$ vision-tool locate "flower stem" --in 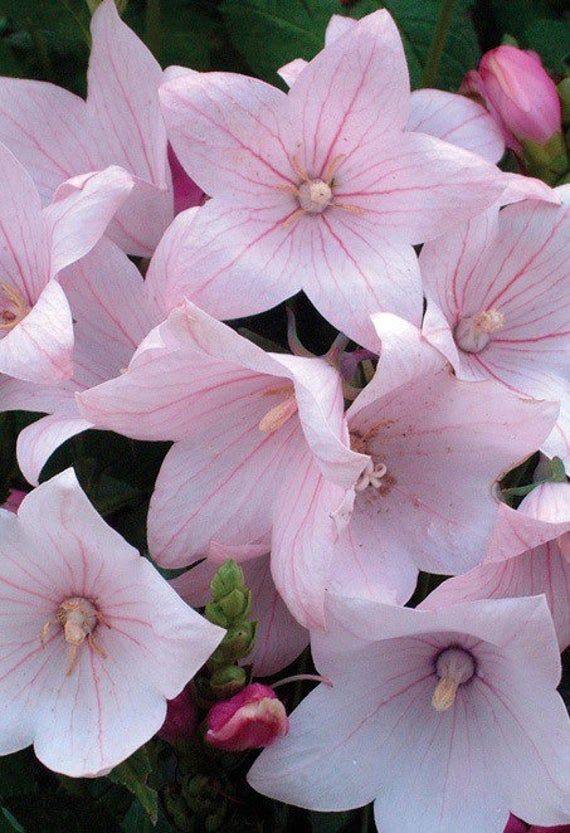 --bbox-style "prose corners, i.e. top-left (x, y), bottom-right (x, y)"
top-left (145, 0), bottom-right (161, 58)
top-left (421, 0), bottom-right (459, 88)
